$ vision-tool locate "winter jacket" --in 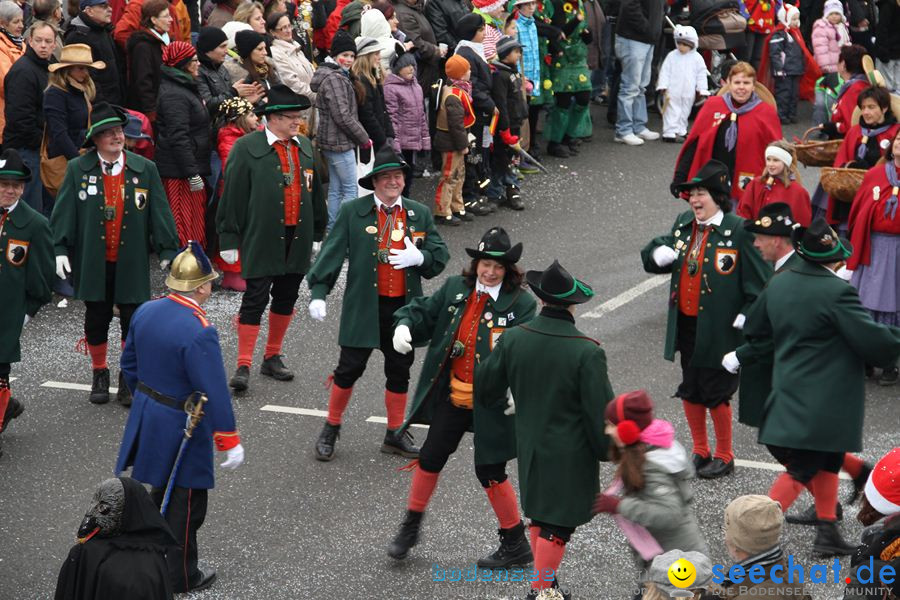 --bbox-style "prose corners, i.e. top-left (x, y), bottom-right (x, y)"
top-left (517, 14), bottom-right (540, 94)
top-left (616, 442), bottom-right (710, 556)
top-left (206, 3), bottom-right (235, 29)
top-left (356, 75), bottom-right (395, 150)
top-left (584, 0), bottom-right (607, 70)
top-left (874, 0), bottom-right (900, 62)
top-left (217, 123), bottom-right (246, 168)
top-left (0, 32), bottom-right (24, 144)
top-left (114, 0), bottom-right (189, 50)
top-left (197, 55), bottom-right (236, 119)
top-left (616, 0), bottom-right (664, 45)
top-left (311, 0), bottom-right (337, 51)
top-left (657, 47), bottom-right (708, 98)
top-left (769, 29), bottom-right (806, 76)
top-left (64, 12), bottom-right (125, 105)
top-left (433, 87), bottom-right (470, 152)
top-left (360, 9), bottom-right (401, 73)
top-left (2, 46), bottom-right (49, 151)
top-left (338, 0), bottom-right (363, 38)
top-left (490, 60), bottom-right (527, 132)
top-left (456, 44), bottom-right (495, 116)
top-left (222, 55), bottom-right (282, 89)
top-left (320, 0), bottom-right (351, 51)
top-left (394, 0), bottom-right (442, 91)
top-left (811, 17), bottom-right (850, 72)
top-left (310, 61), bottom-right (369, 152)
top-left (270, 38), bottom-right (316, 102)
top-left (424, 0), bottom-right (473, 49)
top-left (842, 513), bottom-right (900, 600)
top-left (383, 73), bottom-right (430, 152)
top-left (125, 29), bottom-right (165, 118)
top-left (154, 66), bottom-right (212, 179)
top-left (43, 84), bottom-right (89, 159)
